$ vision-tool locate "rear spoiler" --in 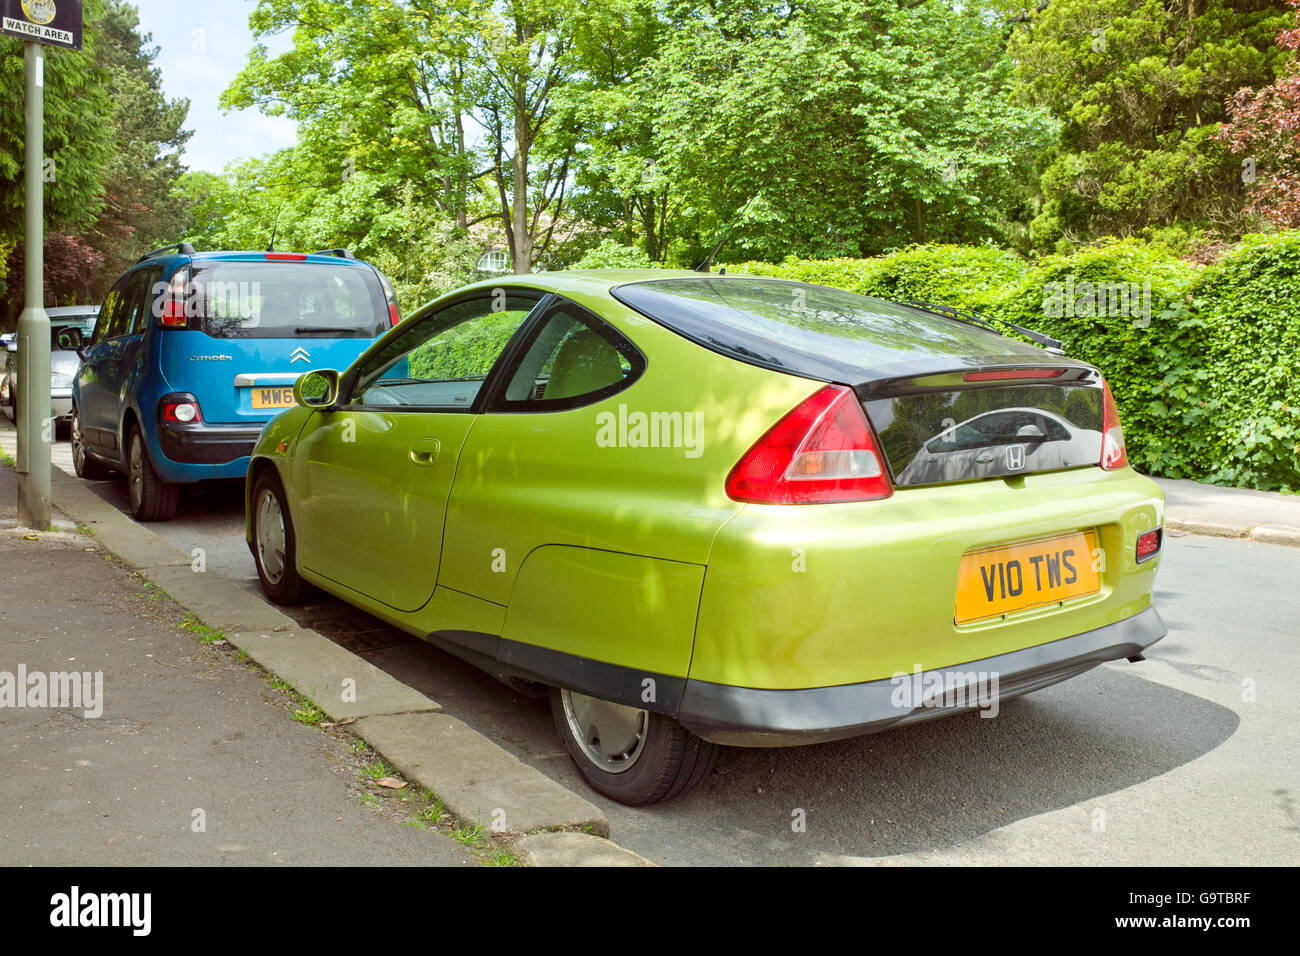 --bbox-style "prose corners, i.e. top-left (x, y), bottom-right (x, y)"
top-left (137, 242), bottom-right (196, 263)
top-left (894, 300), bottom-right (1065, 355)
